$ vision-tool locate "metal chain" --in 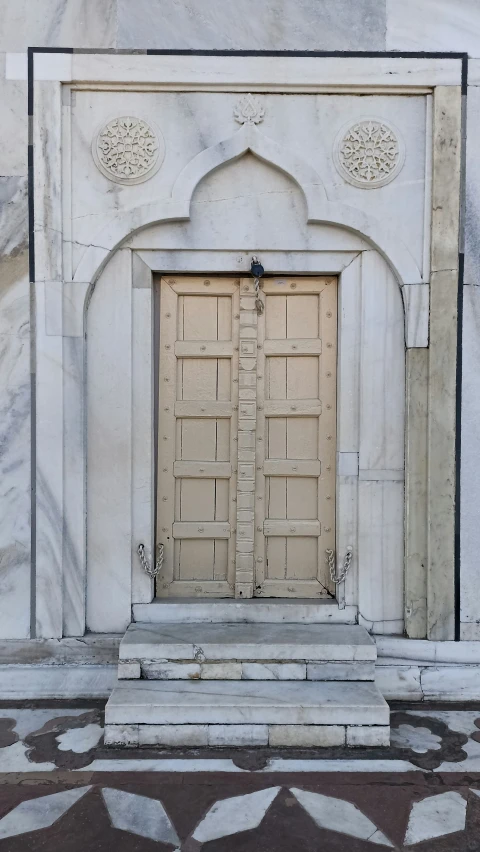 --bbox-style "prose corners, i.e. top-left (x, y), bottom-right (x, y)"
top-left (325, 546), bottom-right (353, 584)
top-left (254, 276), bottom-right (264, 315)
top-left (137, 543), bottom-right (164, 578)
